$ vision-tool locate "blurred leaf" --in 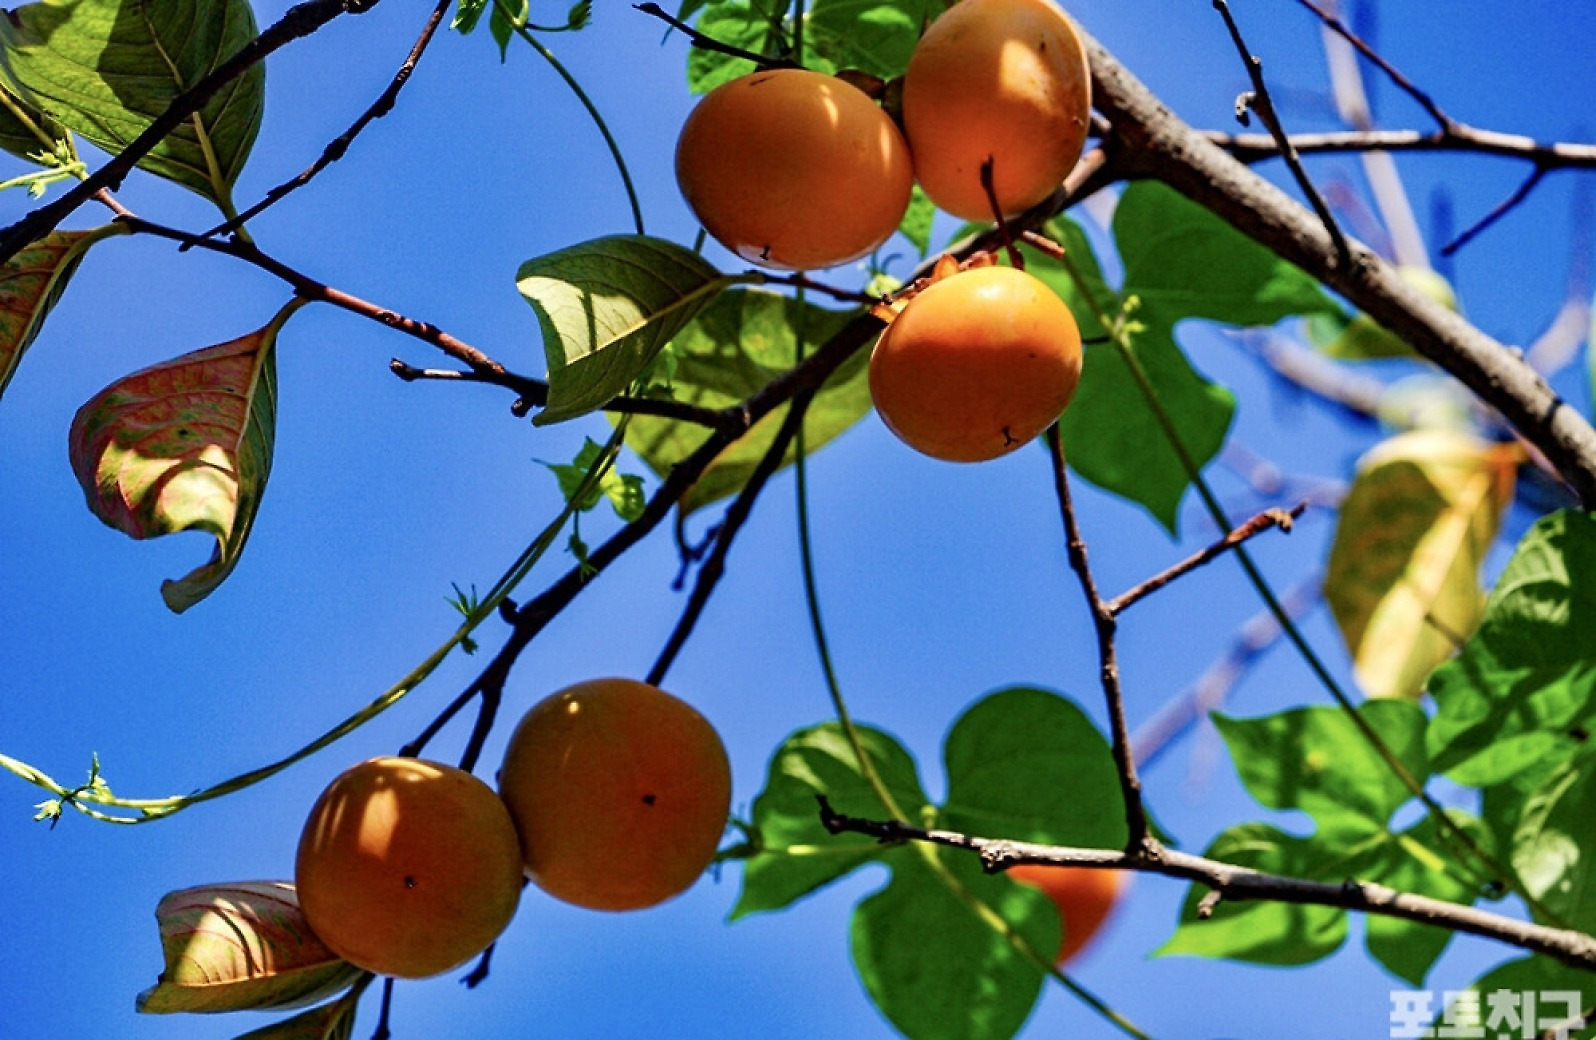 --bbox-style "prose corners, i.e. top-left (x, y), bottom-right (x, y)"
top-left (1213, 700), bottom-right (1428, 833)
top-left (897, 185), bottom-right (935, 258)
top-left (1428, 510), bottom-right (1596, 787)
top-left (136, 882), bottom-right (361, 1015)
top-left (517, 235), bottom-right (731, 425)
top-left (1325, 430), bottom-right (1517, 699)
top-left (231, 986), bottom-right (364, 1040)
top-left (732, 723), bottom-right (929, 919)
top-left (0, 224), bottom-right (123, 402)
top-left (69, 309), bottom-right (292, 613)
top-left (1312, 266), bottom-right (1459, 361)
top-left (853, 846), bottom-right (1055, 1040)
top-left (0, 0), bottom-right (265, 207)
top-left (1159, 823), bottom-right (1348, 965)
top-left (941, 686), bottom-right (1126, 850)
top-left (621, 287), bottom-right (864, 516)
